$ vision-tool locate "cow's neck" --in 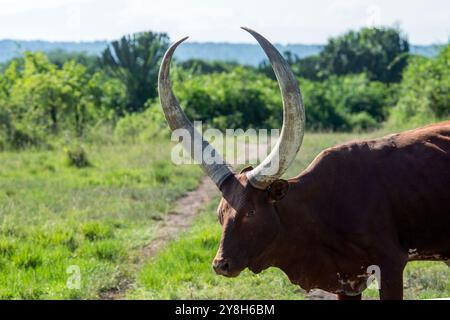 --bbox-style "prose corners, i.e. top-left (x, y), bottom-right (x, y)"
top-left (265, 175), bottom-right (338, 290)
